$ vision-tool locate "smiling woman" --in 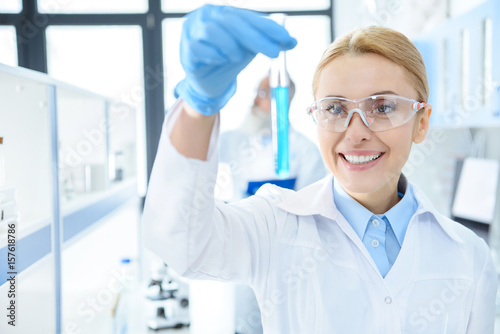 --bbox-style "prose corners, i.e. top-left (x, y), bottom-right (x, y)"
top-left (314, 52), bottom-right (431, 213)
top-left (142, 5), bottom-right (498, 334)
top-left (309, 26), bottom-right (433, 214)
